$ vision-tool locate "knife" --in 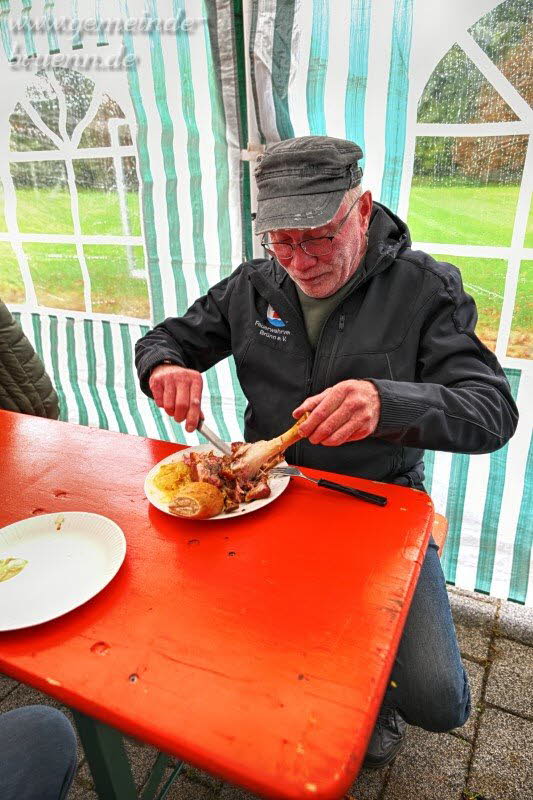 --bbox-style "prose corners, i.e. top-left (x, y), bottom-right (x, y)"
top-left (197, 420), bottom-right (232, 456)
